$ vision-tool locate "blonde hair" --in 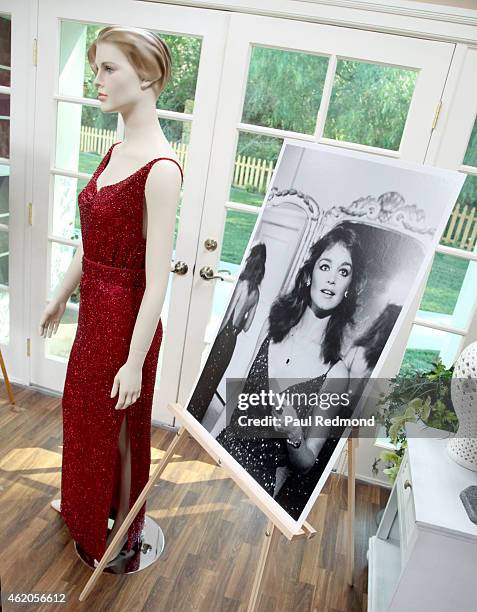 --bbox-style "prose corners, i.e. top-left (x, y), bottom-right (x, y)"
top-left (87, 26), bottom-right (172, 98)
